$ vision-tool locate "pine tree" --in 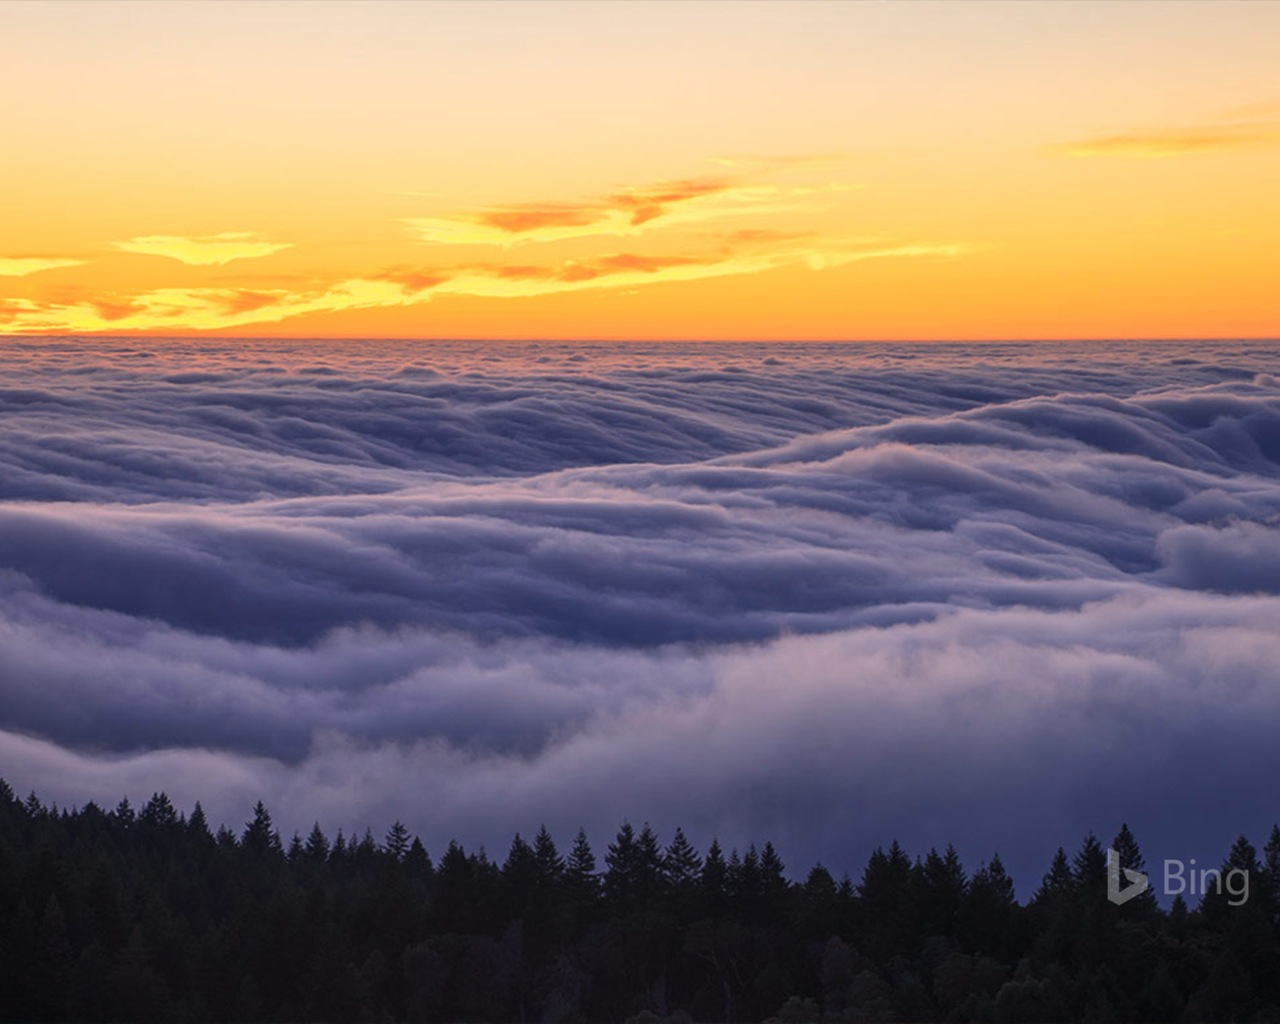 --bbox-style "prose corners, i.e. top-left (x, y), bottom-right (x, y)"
top-left (662, 827), bottom-right (702, 895)
top-left (1262, 824), bottom-right (1280, 926)
top-left (1033, 848), bottom-right (1074, 906)
top-left (701, 838), bottom-right (728, 915)
top-left (1203, 835), bottom-right (1260, 915)
top-left (917, 845), bottom-right (967, 939)
top-left (242, 801), bottom-right (282, 856)
top-left (139, 793), bottom-right (177, 829)
top-left (733, 843), bottom-right (763, 910)
top-left (354, 827), bottom-right (378, 867)
top-left (964, 853), bottom-right (1017, 958)
top-left (858, 840), bottom-right (915, 955)
top-left (384, 820), bottom-right (411, 861)
top-left (1200, 832), bottom-right (1273, 987)
top-left (503, 833), bottom-right (539, 913)
top-left (635, 823), bottom-right (664, 909)
top-left (985, 853), bottom-right (1015, 904)
top-left (604, 822), bottom-right (640, 910)
top-left (1109, 823), bottom-right (1157, 915)
top-left (405, 836), bottom-right (433, 876)
top-left (1072, 832), bottom-right (1107, 894)
top-left (760, 841), bottom-right (787, 893)
top-left (533, 825), bottom-right (565, 884)
top-left (434, 840), bottom-right (478, 932)
top-left (112, 796), bottom-right (133, 828)
top-left (187, 802), bottom-right (213, 844)
top-left (797, 865), bottom-right (838, 939)
top-left (304, 822), bottom-right (330, 862)
top-left (566, 827), bottom-right (597, 899)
